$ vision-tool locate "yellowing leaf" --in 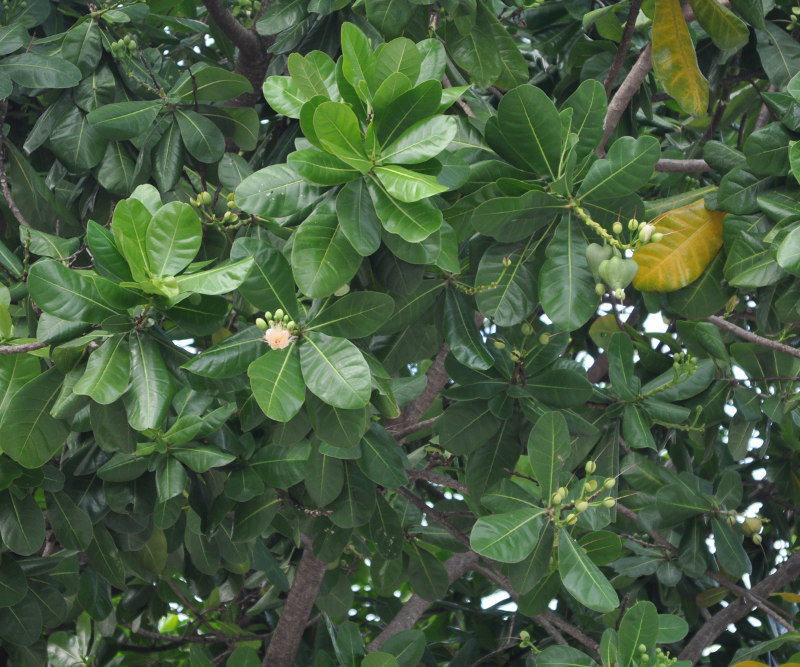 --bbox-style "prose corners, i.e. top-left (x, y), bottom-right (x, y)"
top-left (633, 199), bottom-right (724, 292)
top-left (588, 313), bottom-right (622, 349)
top-left (770, 592), bottom-right (800, 603)
top-left (652, 0), bottom-right (709, 116)
top-left (729, 662), bottom-right (771, 667)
